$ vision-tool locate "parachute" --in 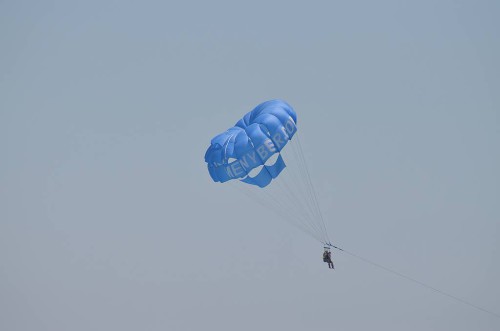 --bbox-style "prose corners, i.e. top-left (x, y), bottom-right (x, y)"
top-left (204, 101), bottom-right (500, 317)
top-left (205, 100), bottom-right (331, 245)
